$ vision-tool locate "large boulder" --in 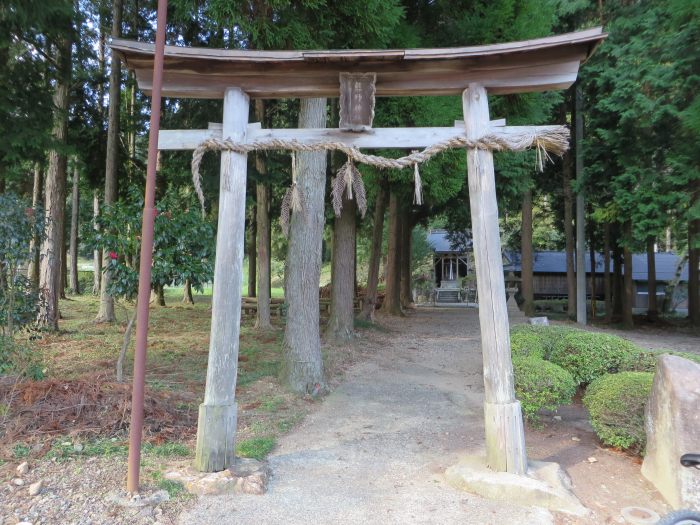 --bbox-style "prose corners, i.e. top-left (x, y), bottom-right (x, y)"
top-left (641, 355), bottom-right (700, 510)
